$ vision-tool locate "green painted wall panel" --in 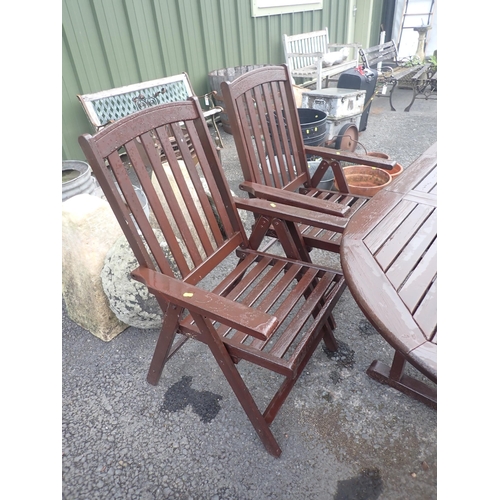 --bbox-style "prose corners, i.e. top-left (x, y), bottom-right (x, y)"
top-left (63, 0), bottom-right (111, 93)
top-left (370, 0), bottom-right (385, 47)
top-left (199, 2), bottom-right (226, 72)
top-left (63, 0), bottom-right (380, 160)
top-left (354, 0), bottom-right (384, 49)
top-left (123, 0), bottom-right (164, 82)
top-left (62, 34), bottom-right (94, 159)
top-left (153, 0), bottom-right (186, 74)
top-left (92, 0), bottom-right (140, 87)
